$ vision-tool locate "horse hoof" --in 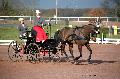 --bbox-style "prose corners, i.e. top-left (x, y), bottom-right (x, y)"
top-left (88, 62), bottom-right (92, 64)
top-left (69, 59), bottom-right (75, 64)
top-left (72, 60), bottom-right (79, 65)
top-left (88, 60), bottom-right (92, 64)
top-left (65, 57), bottom-right (70, 62)
top-left (74, 61), bottom-right (79, 65)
